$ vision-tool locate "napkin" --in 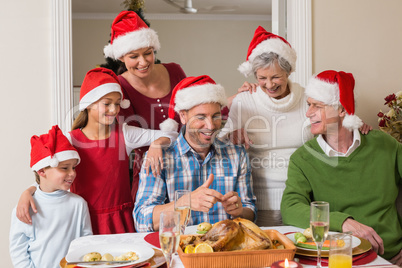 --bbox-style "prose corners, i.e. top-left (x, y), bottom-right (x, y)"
top-left (144, 232), bottom-right (161, 249)
top-left (297, 249), bottom-right (377, 266)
